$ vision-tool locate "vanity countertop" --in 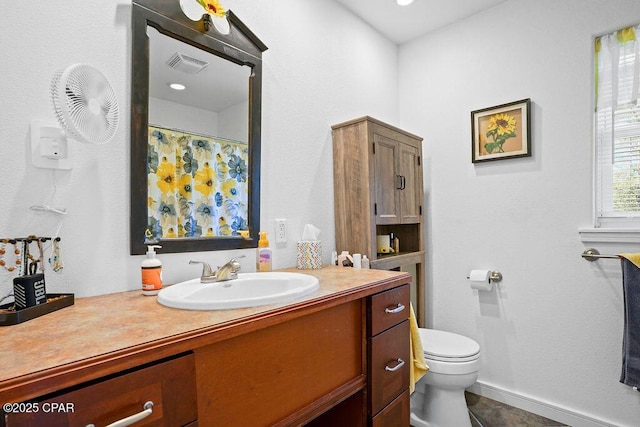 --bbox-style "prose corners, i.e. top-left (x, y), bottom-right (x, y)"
top-left (0, 266), bottom-right (410, 403)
